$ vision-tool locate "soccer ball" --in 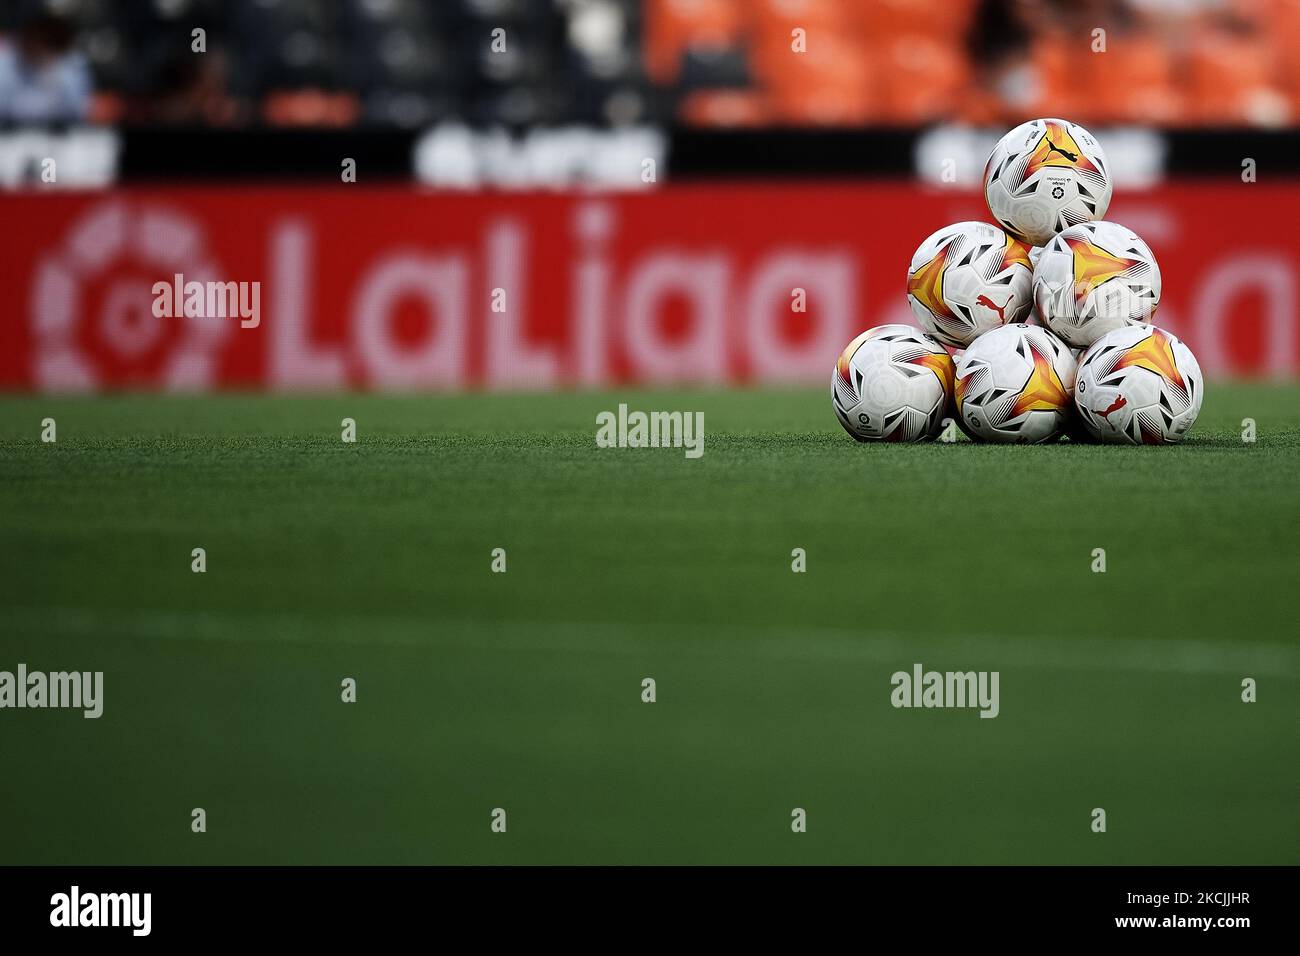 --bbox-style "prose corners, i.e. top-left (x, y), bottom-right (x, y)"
top-left (832, 325), bottom-right (954, 442)
top-left (1033, 221), bottom-right (1161, 349)
top-left (983, 118), bottom-right (1112, 246)
top-left (906, 221), bottom-right (1034, 348)
top-left (954, 324), bottom-right (1077, 443)
top-left (1074, 325), bottom-right (1203, 444)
